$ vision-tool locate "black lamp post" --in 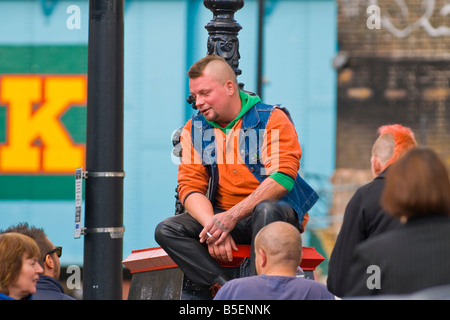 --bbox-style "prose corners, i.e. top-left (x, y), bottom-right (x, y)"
top-left (203, 0), bottom-right (264, 96)
top-left (204, 0), bottom-right (244, 81)
top-left (83, 0), bottom-right (125, 300)
top-left (187, 0), bottom-right (246, 109)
